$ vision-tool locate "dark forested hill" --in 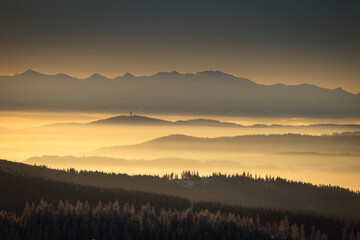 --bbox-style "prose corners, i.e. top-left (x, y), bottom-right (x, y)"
top-left (1, 160), bottom-right (360, 220)
top-left (0, 161), bottom-right (190, 214)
